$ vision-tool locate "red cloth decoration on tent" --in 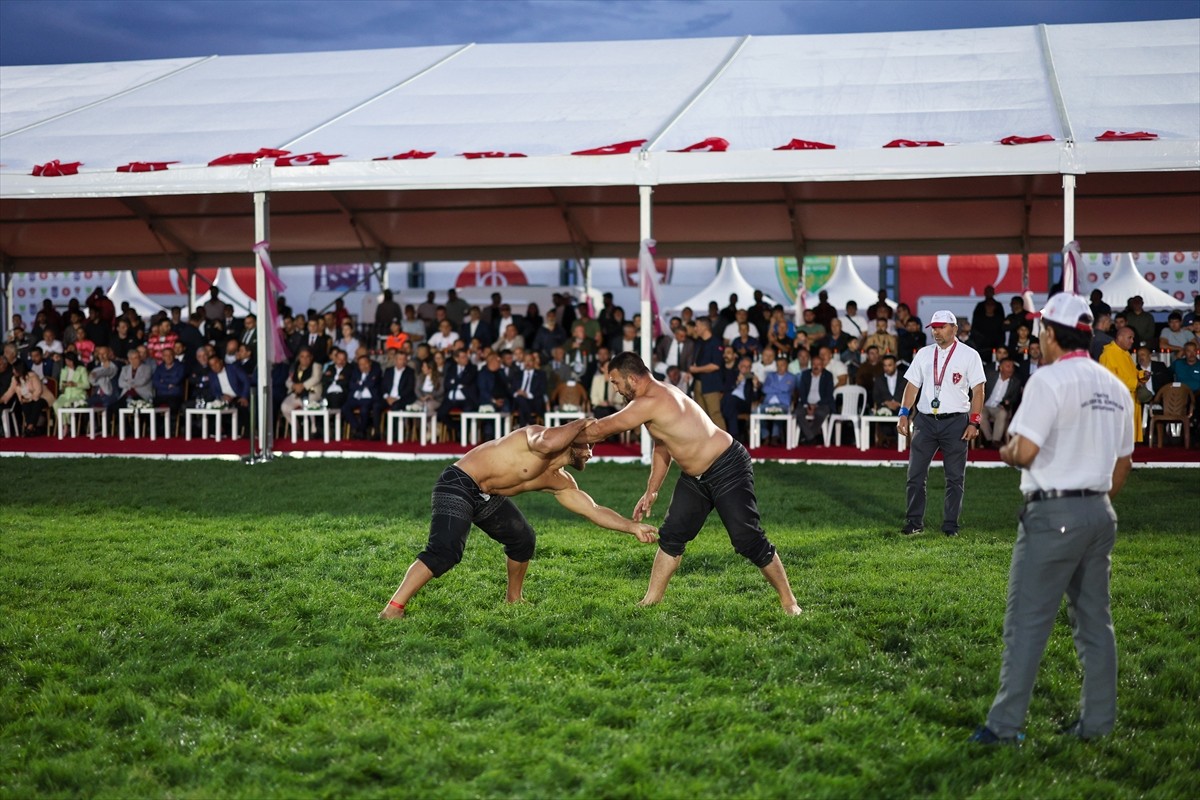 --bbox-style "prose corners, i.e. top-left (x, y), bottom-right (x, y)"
top-left (571, 140), bottom-right (647, 156)
top-left (116, 161), bottom-right (178, 172)
top-left (275, 152), bottom-right (343, 167)
top-left (459, 152), bottom-right (527, 159)
top-left (884, 139), bottom-right (944, 148)
top-left (32, 160), bottom-right (82, 176)
top-left (774, 138), bottom-right (836, 150)
top-left (209, 148), bottom-right (290, 166)
top-left (999, 135), bottom-right (1054, 145)
top-left (671, 137), bottom-right (729, 153)
top-left (1095, 130), bottom-right (1159, 141)
top-left (373, 150), bottom-right (436, 160)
